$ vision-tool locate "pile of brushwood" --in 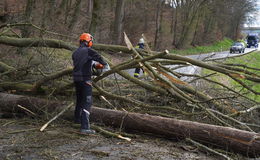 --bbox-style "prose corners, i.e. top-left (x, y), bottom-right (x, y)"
top-left (0, 24), bottom-right (260, 159)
